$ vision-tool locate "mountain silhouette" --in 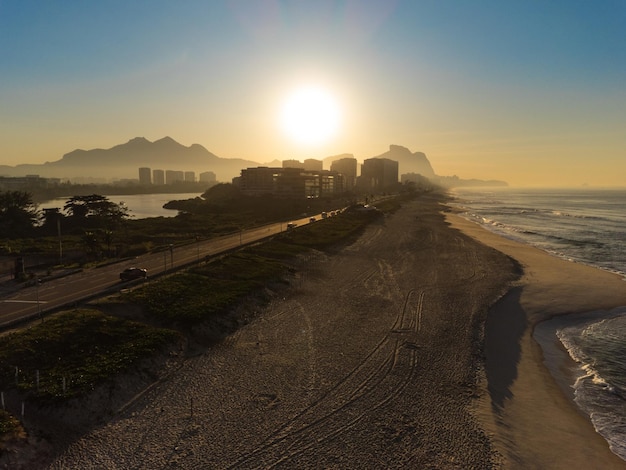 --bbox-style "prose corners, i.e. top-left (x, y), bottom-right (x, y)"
top-left (0, 138), bottom-right (504, 187)
top-left (371, 145), bottom-right (436, 178)
top-left (0, 137), bottom-right (261, 182)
